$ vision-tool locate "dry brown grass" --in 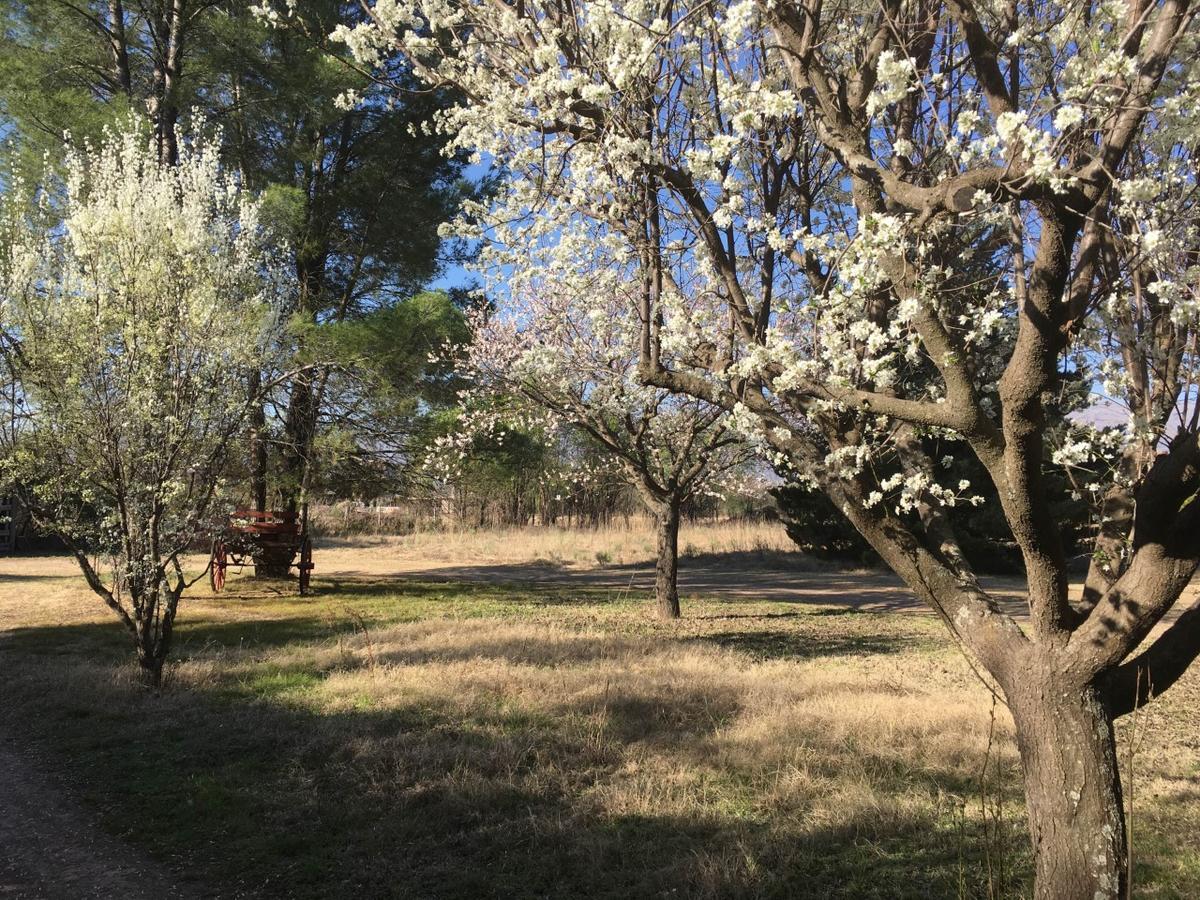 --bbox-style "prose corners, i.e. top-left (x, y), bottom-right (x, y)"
top-left (279, 617), bottom-right (1008, 821)
top-left (0, 542), bottom-right (1198, 898)
top-left (324, 516), bottom-right (798, 569)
